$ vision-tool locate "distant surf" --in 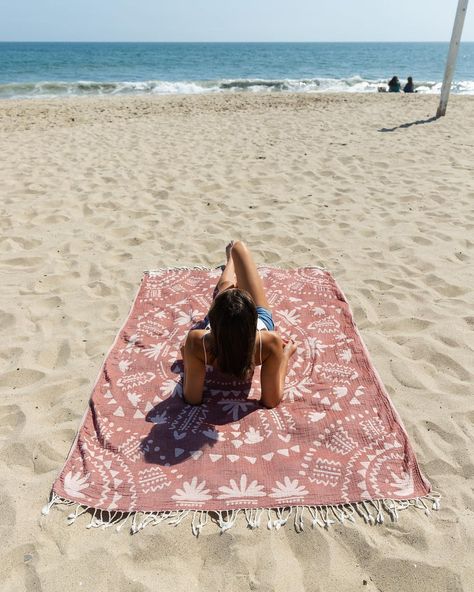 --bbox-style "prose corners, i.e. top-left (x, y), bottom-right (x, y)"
top-left (1, 77), bottom-right (474, 99)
